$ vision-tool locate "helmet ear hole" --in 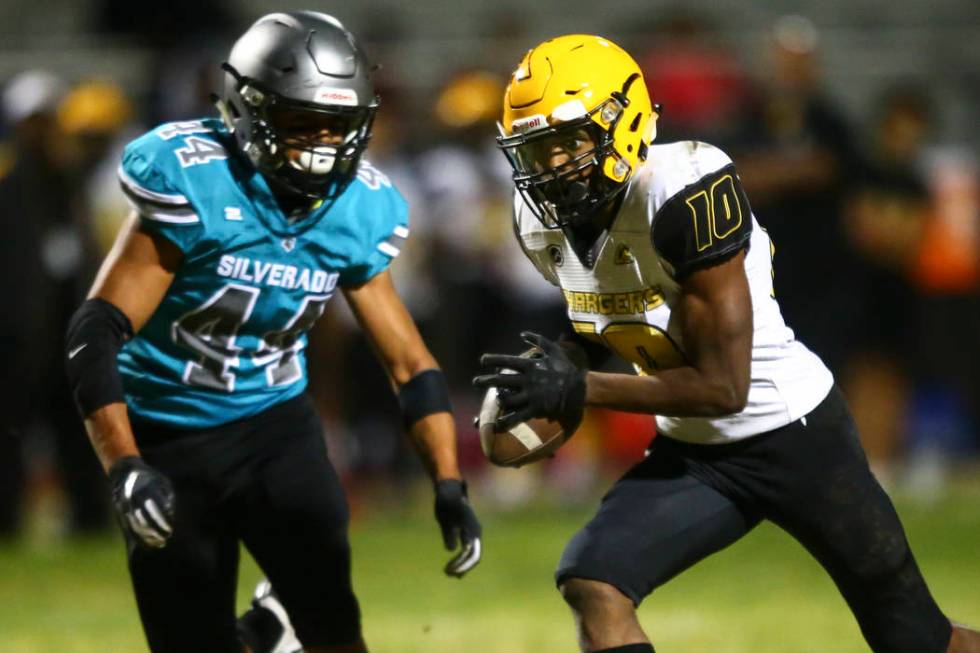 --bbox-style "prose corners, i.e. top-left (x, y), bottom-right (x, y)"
top-left (629, 113), bottom-right (641, 132)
